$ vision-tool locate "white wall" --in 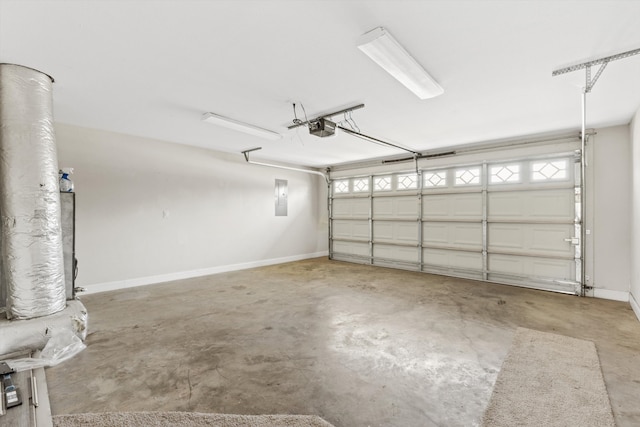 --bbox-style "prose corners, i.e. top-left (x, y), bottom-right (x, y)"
top-left (55, 123), bottom-right (328, 292)
top-left (588, 125), bottom-right (632, 300)
top-left (630, 108), bottom-right (640, 320)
